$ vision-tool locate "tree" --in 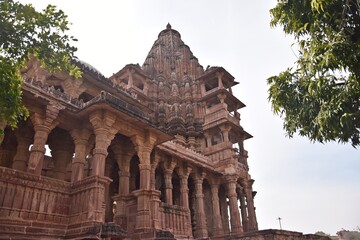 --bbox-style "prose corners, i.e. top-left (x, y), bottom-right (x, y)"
top-left (268, 0), bottom-right (360, 147)
top-left (0, 0), bottom-right (81, 134)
